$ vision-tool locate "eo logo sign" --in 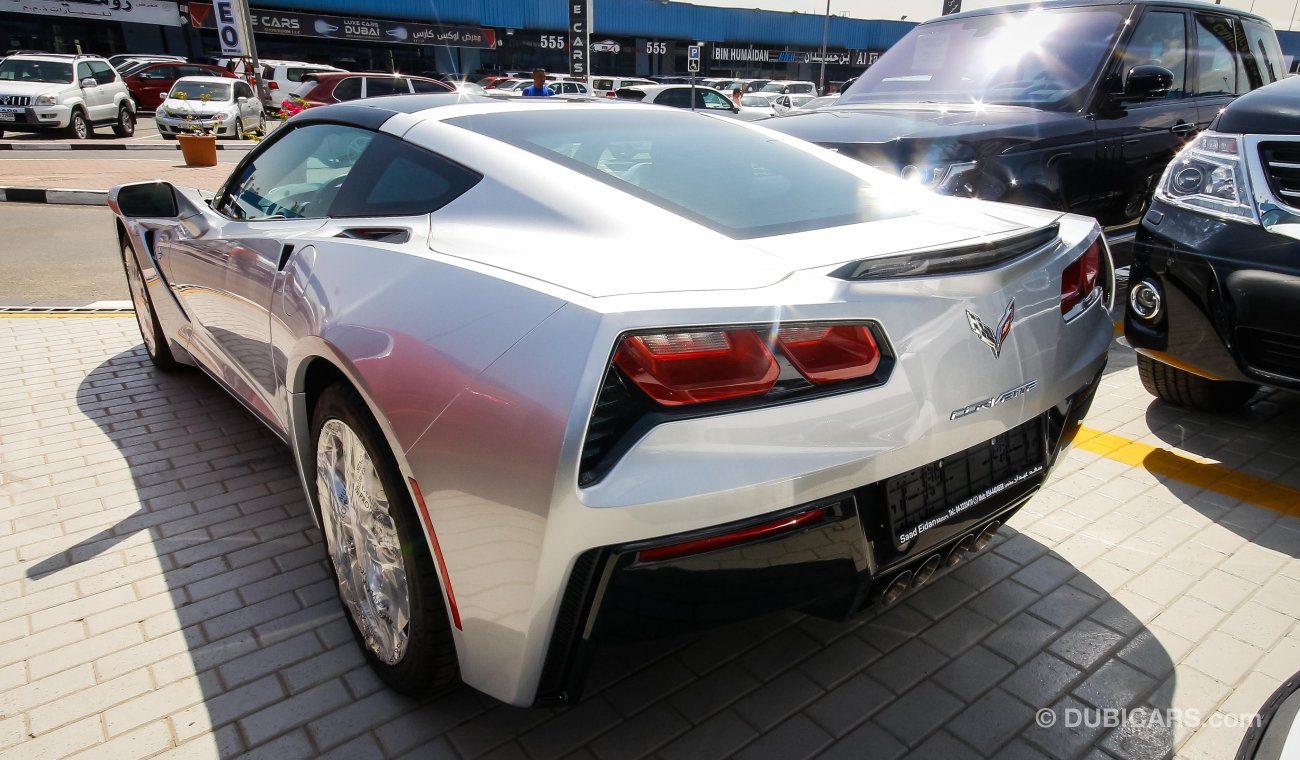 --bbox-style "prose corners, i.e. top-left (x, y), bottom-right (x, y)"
top-left (215, 0), bottom-right (247, 56)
